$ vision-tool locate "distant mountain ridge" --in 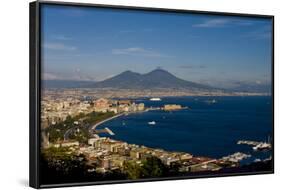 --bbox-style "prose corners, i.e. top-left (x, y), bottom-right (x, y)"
top-left (42, 69), bottom-right (270, 93)
top-left (88, 69), bottom-right (214, 90)
top-left (43, 69), bottom-right (216, 90)
top-left (229, 82), bottom-right (271, 93)
top-left (42, 80), bottom-right (94, 89)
